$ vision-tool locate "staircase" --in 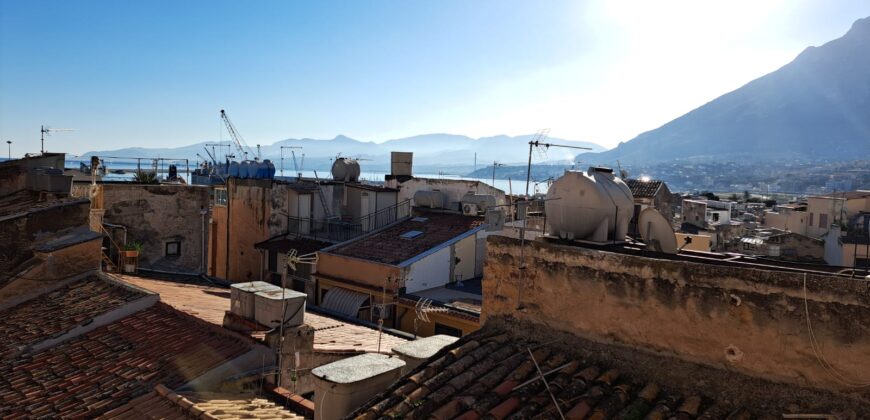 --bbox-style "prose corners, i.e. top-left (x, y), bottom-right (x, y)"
top-left (99, 225), bottom-right (123, 273)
